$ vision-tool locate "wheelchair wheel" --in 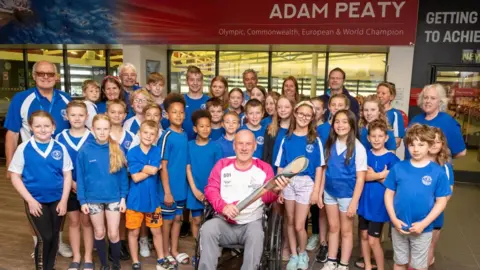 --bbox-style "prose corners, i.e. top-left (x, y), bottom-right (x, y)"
top-left (260, 210), bottom-right (283, 270)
